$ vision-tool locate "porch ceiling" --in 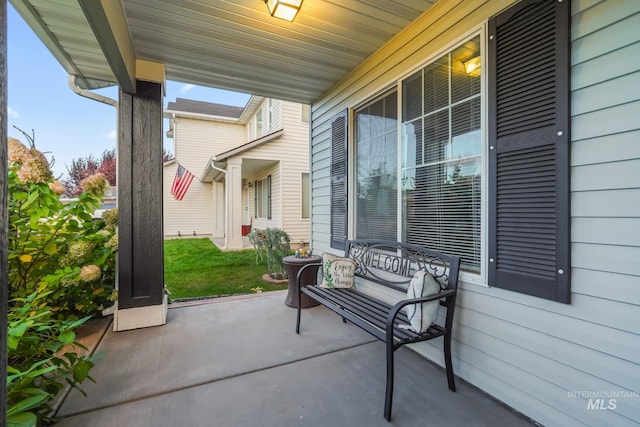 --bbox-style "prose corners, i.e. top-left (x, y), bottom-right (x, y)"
top-left (242, 158), bottom-right (278, 180)
top-left (11, 0), bottom-right (437, 104)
